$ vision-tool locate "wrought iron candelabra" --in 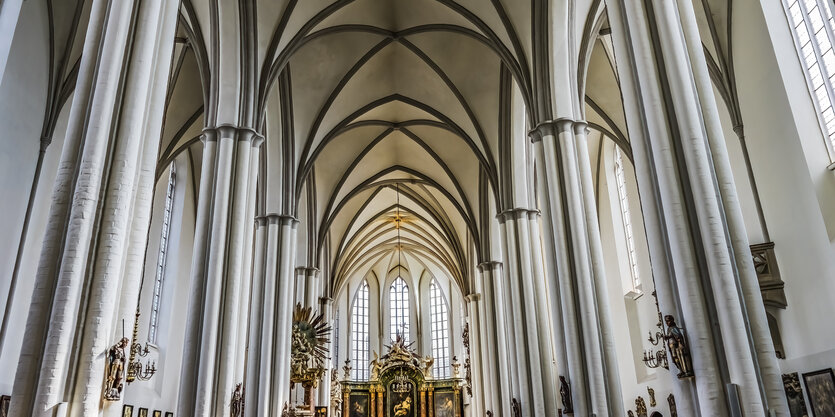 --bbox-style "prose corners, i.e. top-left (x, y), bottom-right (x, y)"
top-left (126, 310), bottom-right (157, 383)
top-left (641, 291), bottom-right (669, 370)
